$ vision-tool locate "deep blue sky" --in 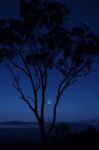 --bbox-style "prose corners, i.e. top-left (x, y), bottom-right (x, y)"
top-left (0, 0), bottom-right (99, 122)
